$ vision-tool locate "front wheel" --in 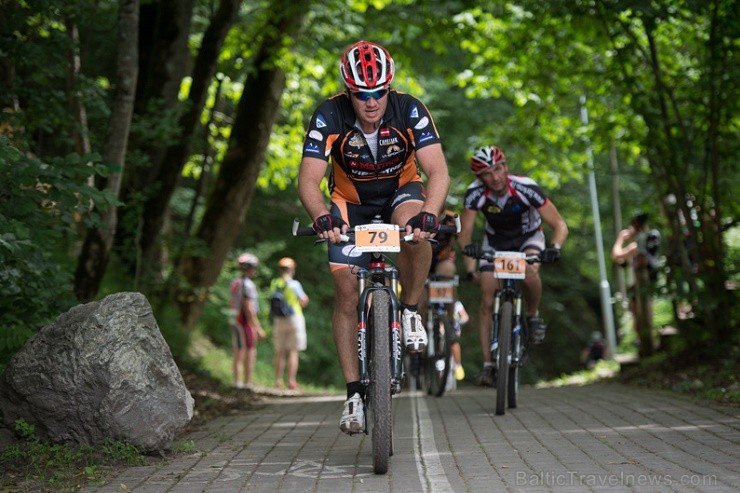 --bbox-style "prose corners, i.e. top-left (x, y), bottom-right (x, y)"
top-left (369, 289), bottom-right (391, 474)
top-left (426, 317), bottom-right (453, 397)
top-left (508, 365), bottom-right (519, 409)
top-left (496, 301), bottom-right (513, 416)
